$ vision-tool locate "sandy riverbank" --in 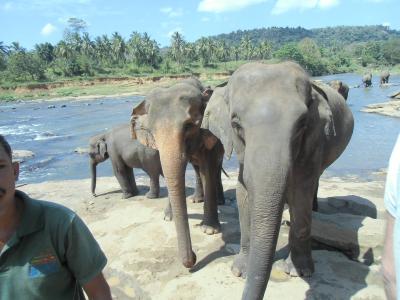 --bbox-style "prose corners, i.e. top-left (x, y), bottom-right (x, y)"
top-left (362, 98), bottom-right (400, 118)
top-left (18, 171), bottom-right (387, 299)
